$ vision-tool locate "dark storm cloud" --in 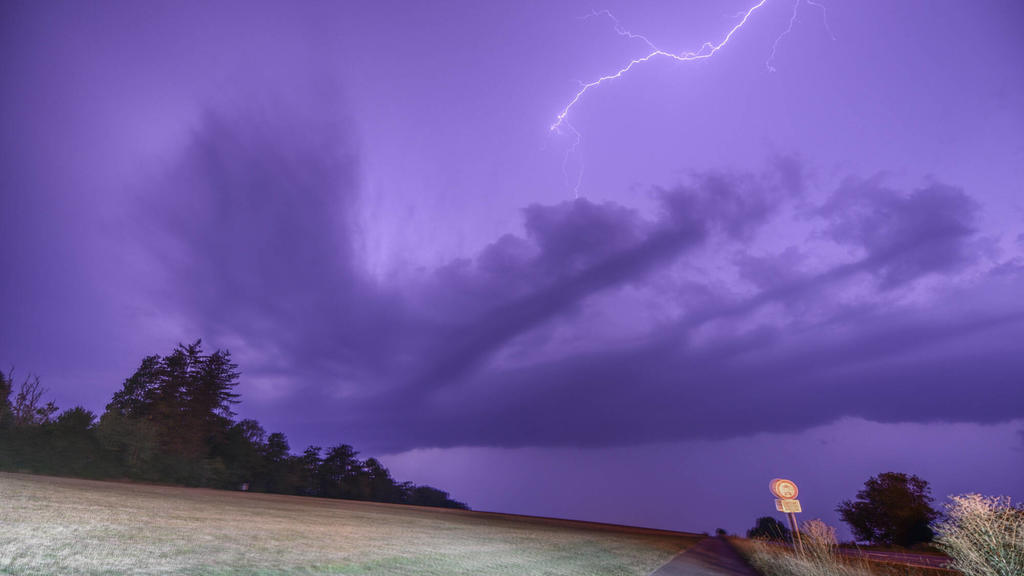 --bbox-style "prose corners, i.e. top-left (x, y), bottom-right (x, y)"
top-left (333, 174), bottom-right (1020, 451)
top-left (149, 98), bottom-right (418, 386)
top-left (412, 165), bottom-right (797, 389)
top-left (658, 165), bottom-right (795, 242)
top-left (346, 284), bottom-right (1024, 451)
top-left (415, 201), bottom-right (705, 388)
top-left (820, 177), bottom-right (981, 287)
top-left (149, 102), bottom-right (1022, 452)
